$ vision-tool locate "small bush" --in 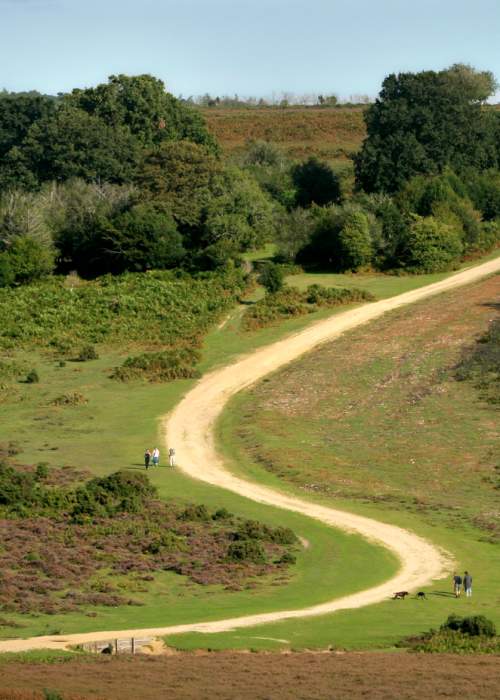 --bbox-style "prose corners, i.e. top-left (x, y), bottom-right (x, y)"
top-left (178, 504), bottom-right (211, 521)
top-left (77, 344), bottom-right (99, 361)
top-left (259, 263), bottom-right (284, 294)
top-left (227, 539), bottom-right (266, 564)
top-left (35, 463), bottom-right (49, 480)
top-left (212, 507), bottom-right (232, 520)
top-left (51, 392), bottom-right (88, 406)
top-left (441, 614), bottom-right (496, 637)
top-left (278, 552), bottom-right (296, 565)
top-left (112, 347), bottom-right (201, 383)
top-left (25, 369), bottom-right (39, 384)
